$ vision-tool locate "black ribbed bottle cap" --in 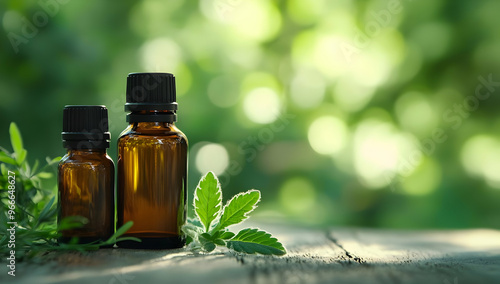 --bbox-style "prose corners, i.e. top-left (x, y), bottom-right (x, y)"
top-left (125, 73), bottom-right (178, 123)
top-left (62, 105), bottom-right (110, 149)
